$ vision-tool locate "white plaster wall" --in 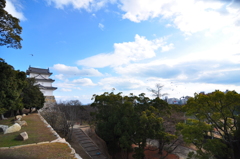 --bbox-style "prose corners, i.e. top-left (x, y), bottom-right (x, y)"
top-left (30, 73), bottom-right (50, 79)
top-left (36, 81), bottom-right (52, 87)
top-left (40, 89), bottom-right (53, 96)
